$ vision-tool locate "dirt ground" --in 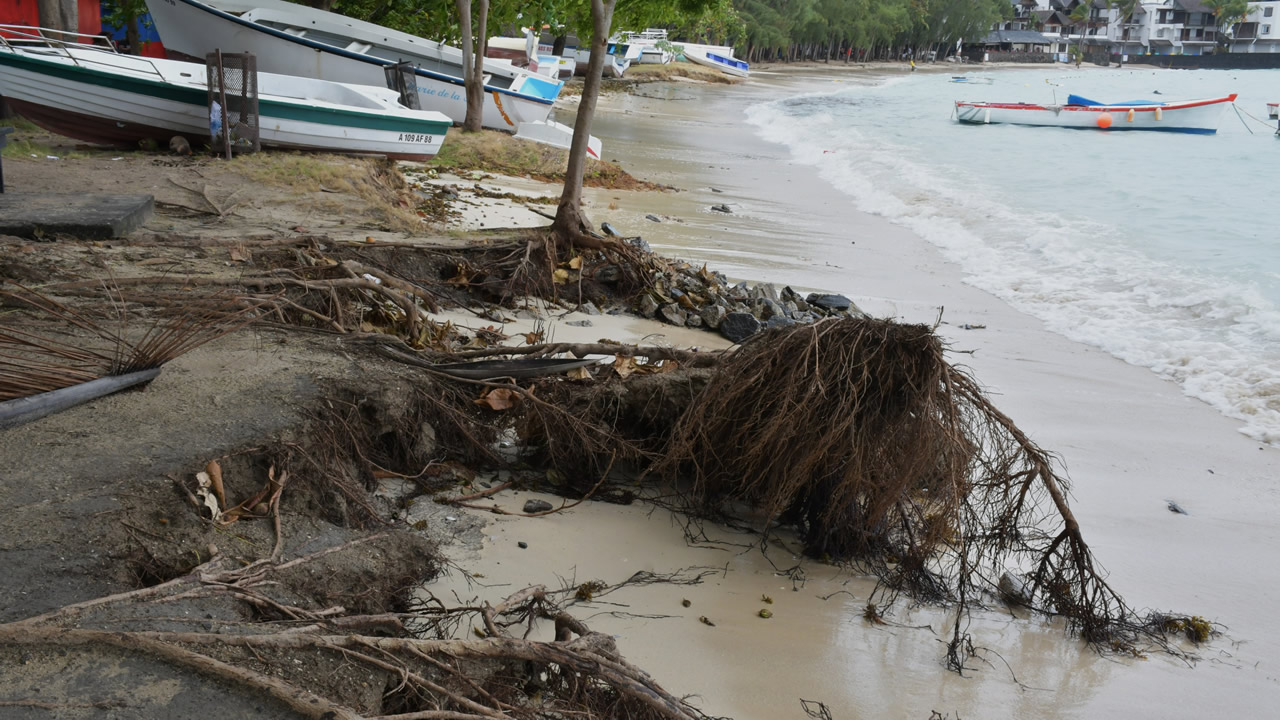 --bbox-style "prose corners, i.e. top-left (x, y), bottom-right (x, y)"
top-left (0, 130), bottom-right (549, 717)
